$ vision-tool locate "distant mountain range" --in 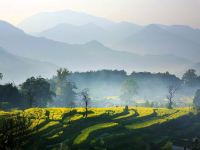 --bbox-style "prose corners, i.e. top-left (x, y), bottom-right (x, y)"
top-left (18, 9), bottom-right (115, 34)
top-left (38, 22), bottom-right (200, 62)
top-left (117, 24), bottom-right (200, 61)
top-left (0, 20), bottom-right (194, 81)
top-left (38, 22), bottom-right (142, 46)
top-left (18, 9), bottom-right (200, 62)
top-left (0, 9), bottom-right (199, 82)
top-left (0, 46), bottom-right (58, 83)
